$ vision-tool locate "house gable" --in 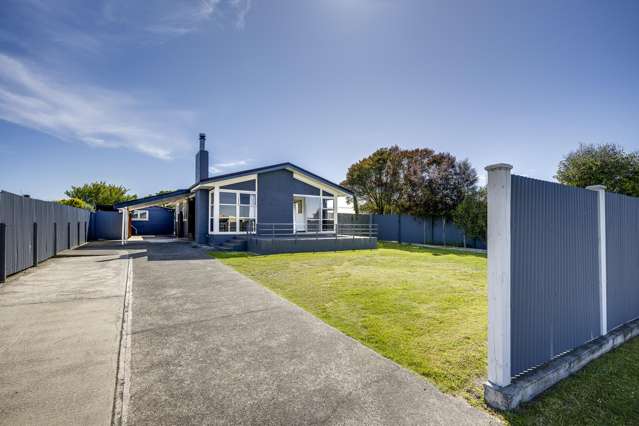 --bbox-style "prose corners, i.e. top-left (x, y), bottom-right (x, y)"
top-left (191, 162), bottom-right (351, 196)
top-left (291, 177), bottom-right (320, 196)
top-left (220, 180), bottom-right (256, 191)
